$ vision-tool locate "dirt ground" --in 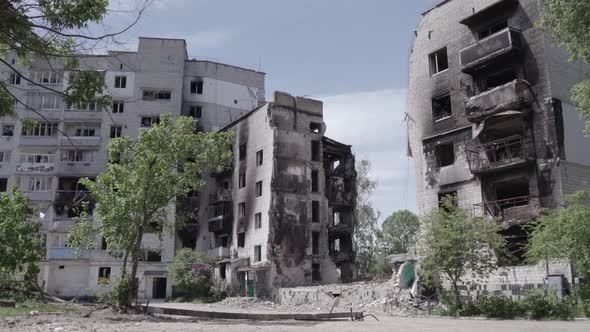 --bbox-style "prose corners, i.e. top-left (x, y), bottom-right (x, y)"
top-left (1, 304), bottom-right (590, 332)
